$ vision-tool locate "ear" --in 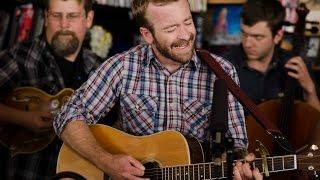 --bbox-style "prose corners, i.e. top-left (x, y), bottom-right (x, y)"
top-left (44, 10), bottom-right (49, 27)
top-left (86, 10), bottom-right (94, 28)
top-left (274, 29), bottom-right (284, 45)
top-left (140, 27), bottom-right (154, 44)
